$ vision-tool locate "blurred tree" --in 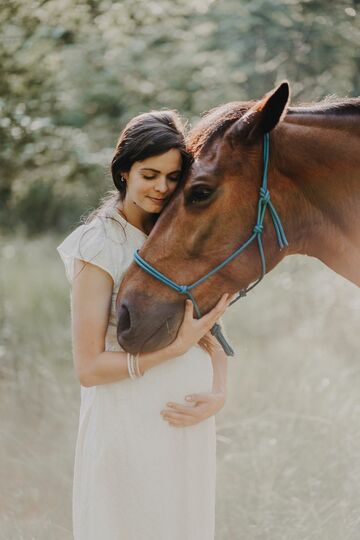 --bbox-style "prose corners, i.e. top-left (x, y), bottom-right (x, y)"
top-left (1, 0), bottom-right (359, 234)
